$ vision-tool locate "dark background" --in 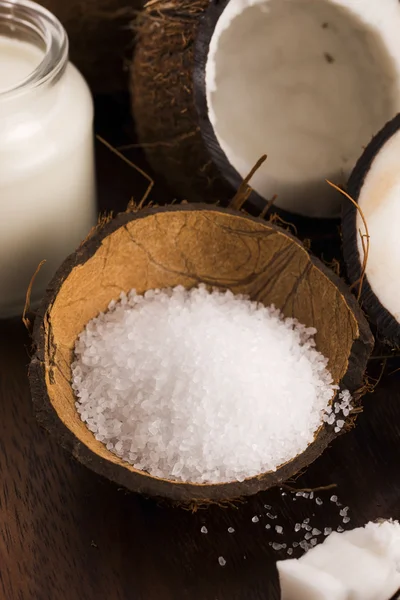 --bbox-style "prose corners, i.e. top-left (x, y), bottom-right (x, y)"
top-left (0, 94), bottom-right (399, 600)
